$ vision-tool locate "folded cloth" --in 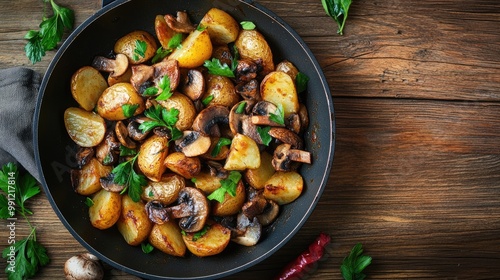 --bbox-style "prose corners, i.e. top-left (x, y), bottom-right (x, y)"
top-left (0, 67), bottom-right (42, 182)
